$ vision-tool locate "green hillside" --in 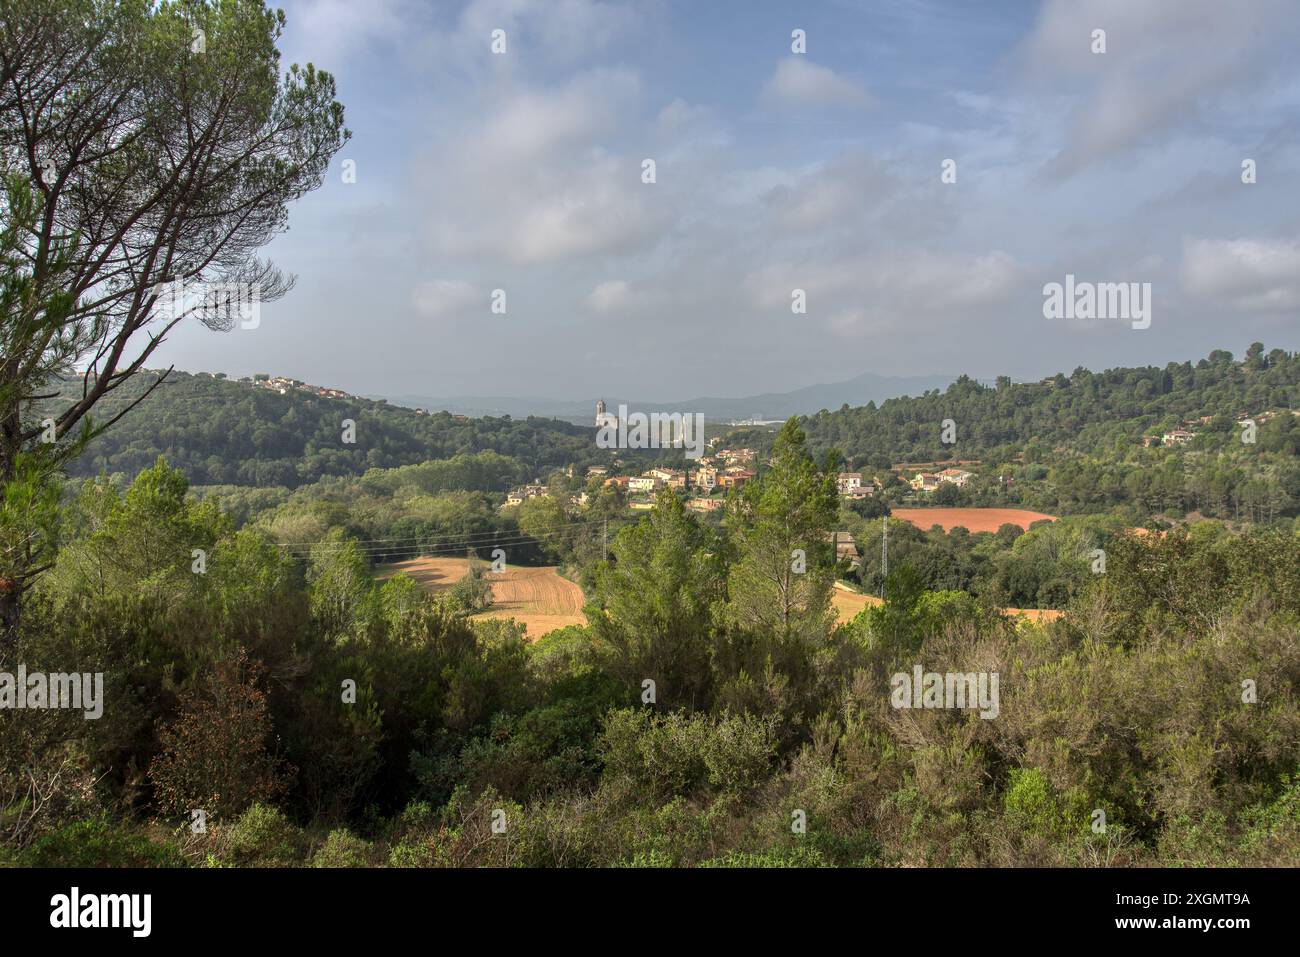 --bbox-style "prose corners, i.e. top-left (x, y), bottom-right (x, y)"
top-left (795, 345), bottom-right (1300, 466)
top-left (44, 370), bottom-right (605, 488)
